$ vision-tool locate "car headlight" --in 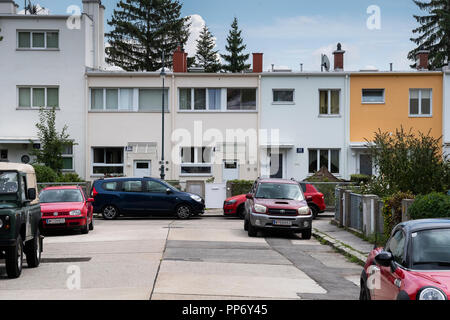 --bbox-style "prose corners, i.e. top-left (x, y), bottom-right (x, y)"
top-left (254, 204), bottom-right (267, 214)
top-left (418, 287), bottom-right (447, 300)
top-left (298, 207), bottom-right (311, 215)
top-left (69, 210), bottom-right (82, 216)
top-left (190, 195), bottom-right (203, 202)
